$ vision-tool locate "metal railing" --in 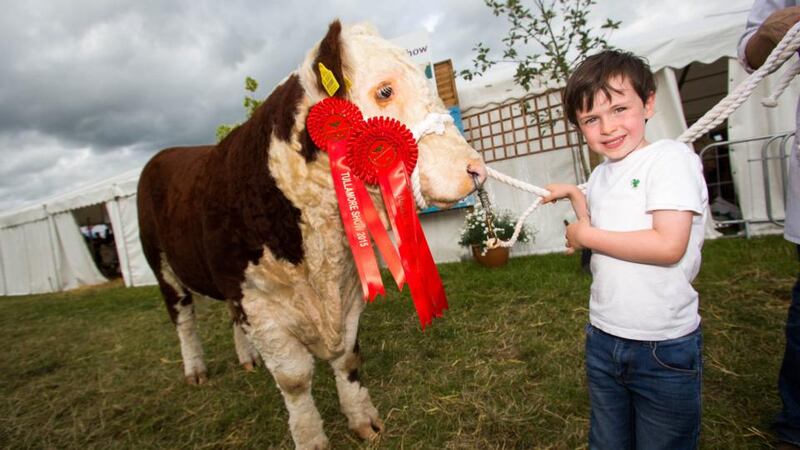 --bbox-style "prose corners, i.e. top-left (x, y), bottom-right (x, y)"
top-left (699, 131), bottom-right (794, 237)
